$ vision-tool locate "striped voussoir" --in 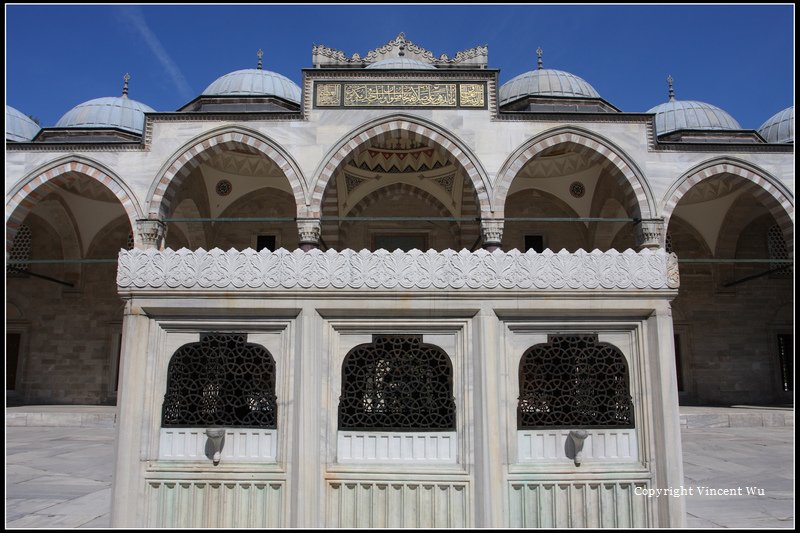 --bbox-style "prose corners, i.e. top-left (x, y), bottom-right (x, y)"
top-left (493, 132), bottom-right (652, 221)
top-left (309, 119), bottom-right (492, 219)
top-left (663, 162), bottom-right (794, 254)
top-left (6, 161), bottom-right (140, 251)
top-left (150, 131), bottom-right (306, 220)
